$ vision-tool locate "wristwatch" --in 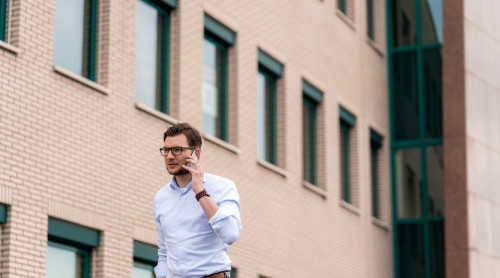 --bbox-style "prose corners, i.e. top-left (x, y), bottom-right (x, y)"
top-left (195, 189), bottom-right (210, 201)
